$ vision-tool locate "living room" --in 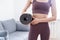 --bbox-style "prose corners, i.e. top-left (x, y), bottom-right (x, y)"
top-left (0, 0), bottom-right (60, 40)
